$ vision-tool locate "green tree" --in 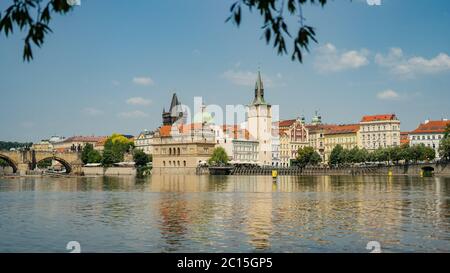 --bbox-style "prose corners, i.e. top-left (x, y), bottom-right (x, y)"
top-left (81, 143), bottom-right (94, 164)
top-left (37, 158), bottom-right (52, 169)
top-left (208, 147), bottom-right (229, 166)
top-left (133, 149), bottom-right (151, 178)
top-left (399, 144), bottom-right (413, 163)
top-left (133, 149), bottom-right (150, 168)
top-left (423, 146), bottom-right (436, 162)
top-left (439, 138), bottom-right (450, 161)
top-left (0, 158), bottom-right (9, 167)
top-left (1, 0), bottom-right (329, 62)
top-left (389, 146), bottom-right (403, 164)
top-left (81, 143), bottom-right (102, 164)
top-left (296, 147), bottom-right (321, 167)
top-left (444, 124), bottom-right (450, 139)
top-left (354, 148), bottom-right (369, 163)
top-left (0, 141), bottom-right (32, 150)
top-left (87, 150), bottom-right (102, 164)
top-left (101, 149), bottom-right (120, 167)
top-left (410, 144), bottom-right (427, 163)
top-left (101, 134), bottom-right (134, 165)
top-left (329, 145), bottom-right (344, 166)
